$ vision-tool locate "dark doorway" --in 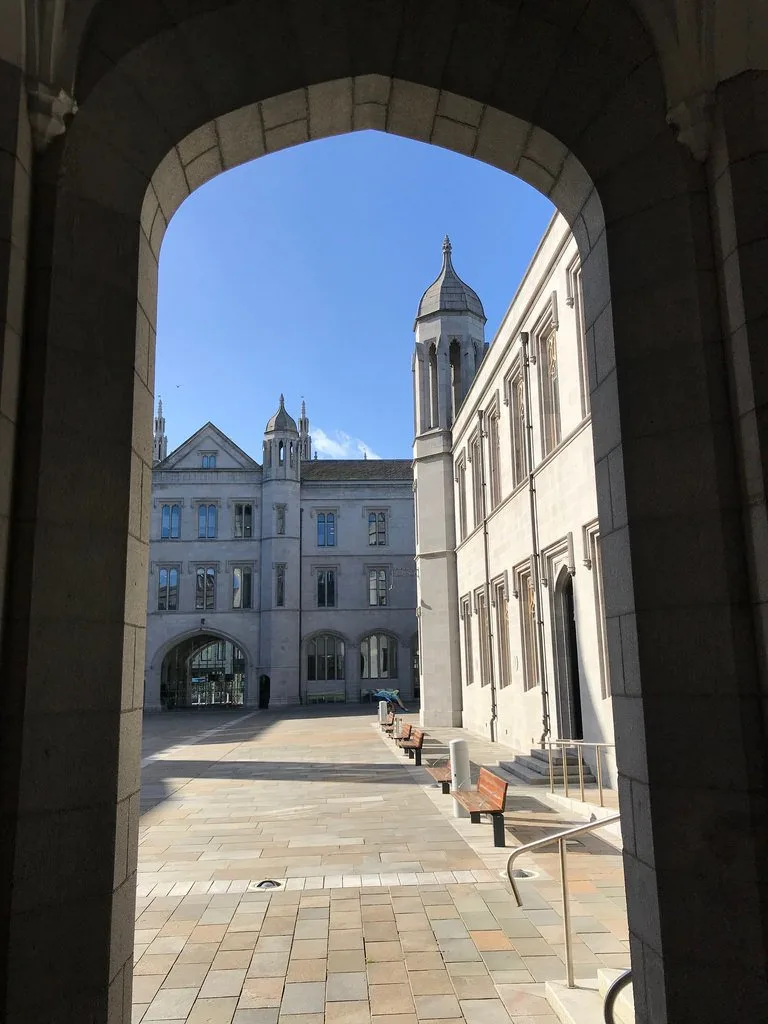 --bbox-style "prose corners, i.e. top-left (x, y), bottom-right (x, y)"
top-left (554, 569), bottom-right (583, 739)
